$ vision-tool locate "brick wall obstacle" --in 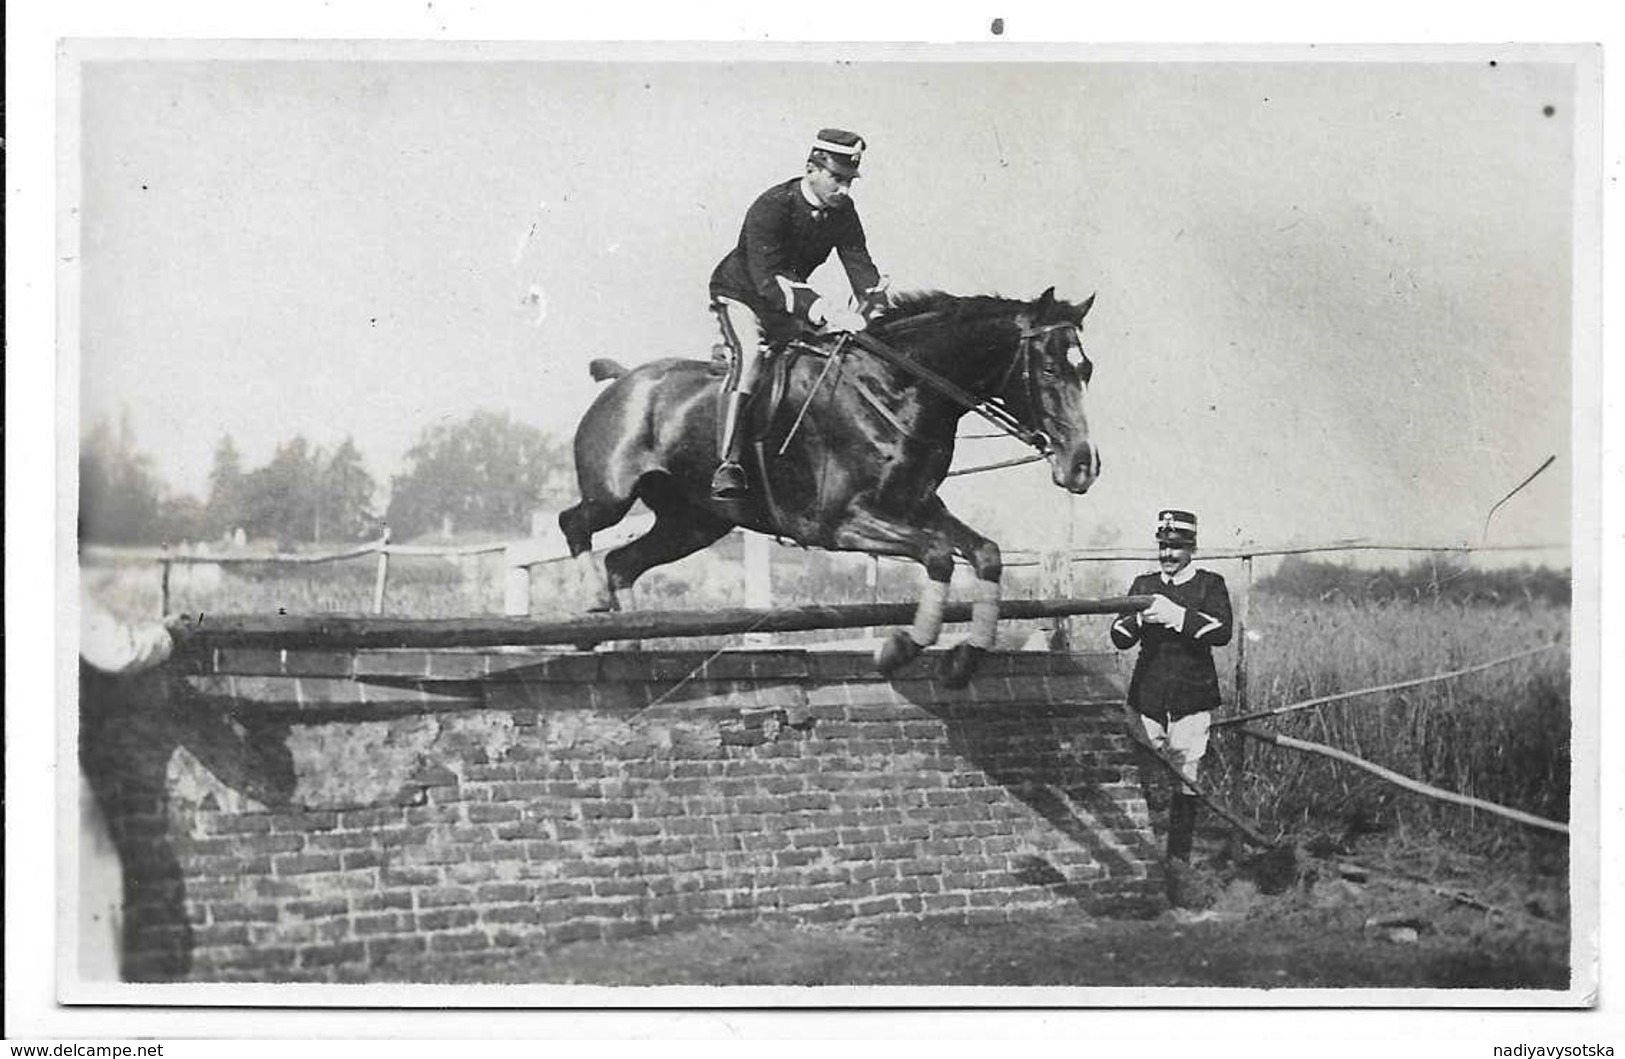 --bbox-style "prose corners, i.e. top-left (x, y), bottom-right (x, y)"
top-left (80, 639), bottom-right (1162, 983)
